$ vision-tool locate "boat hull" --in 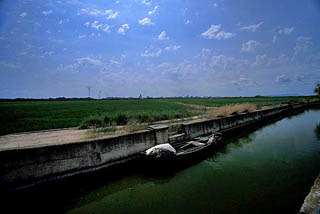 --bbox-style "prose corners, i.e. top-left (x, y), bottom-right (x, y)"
top-left (142, 140), bottom-right (221, 172)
